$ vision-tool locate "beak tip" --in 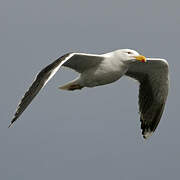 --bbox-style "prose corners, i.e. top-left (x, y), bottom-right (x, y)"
top-left (135, 55), bottom-right (146, 63)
